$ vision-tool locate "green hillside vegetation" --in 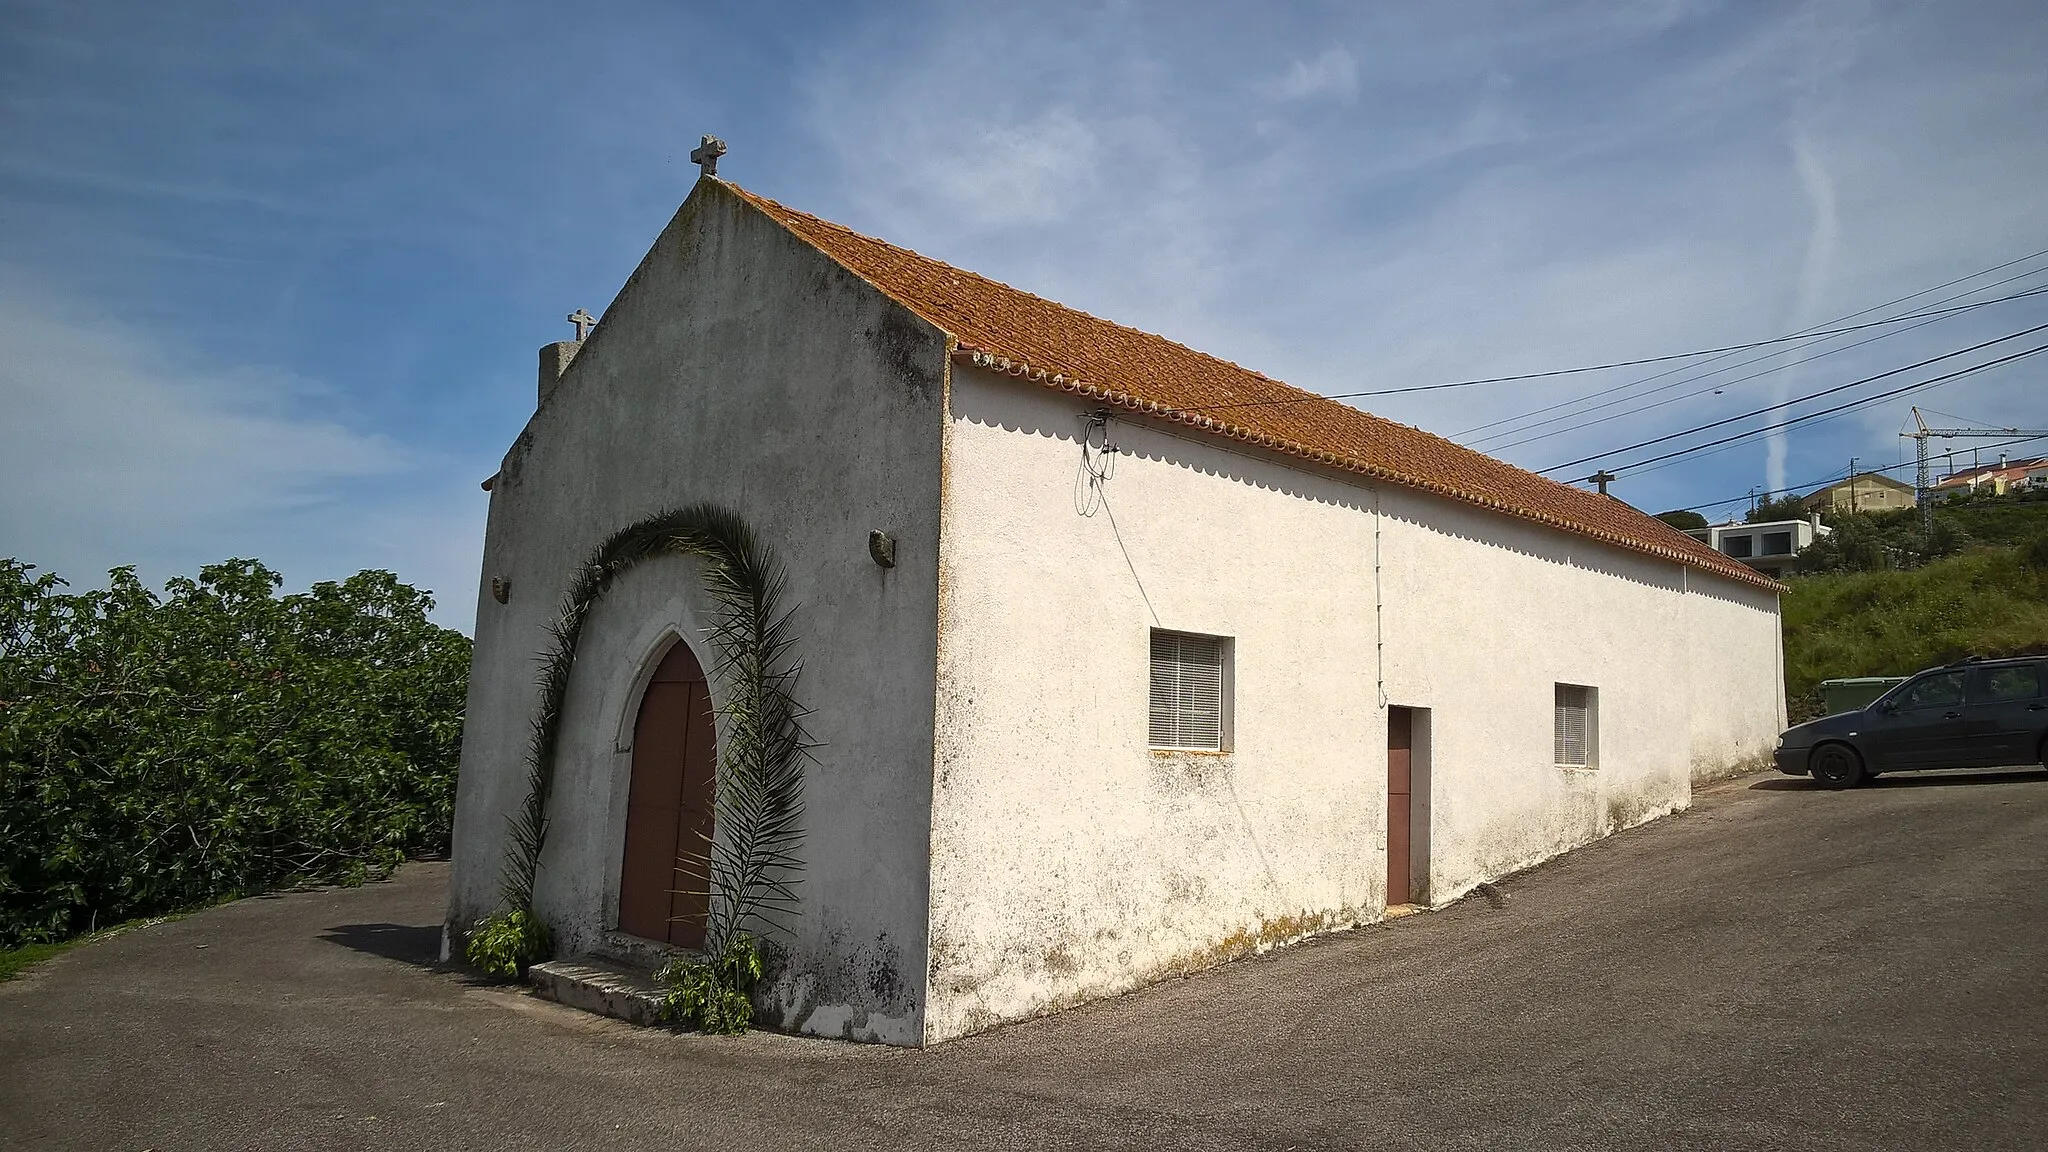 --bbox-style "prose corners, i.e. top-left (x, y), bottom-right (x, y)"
top-left (1777, 488), bottom-right (2048, 717)
top-left (1796, 486), bottom-right (2048, 573)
